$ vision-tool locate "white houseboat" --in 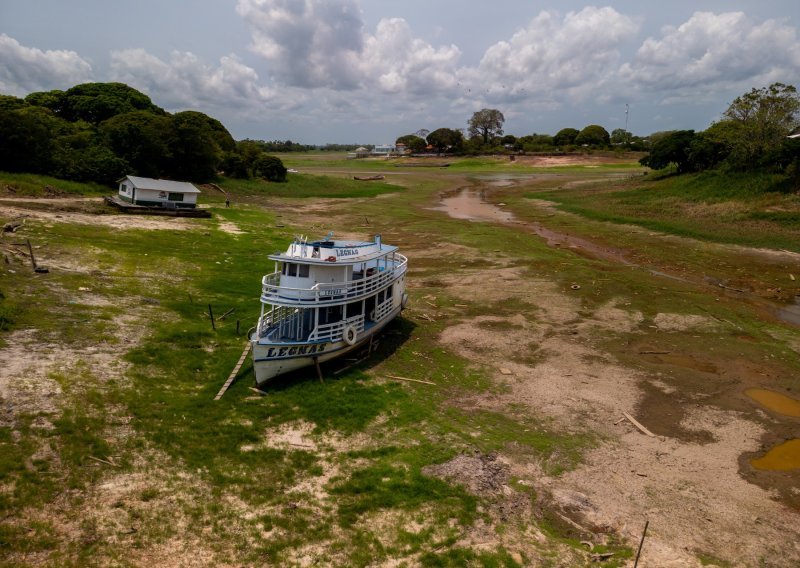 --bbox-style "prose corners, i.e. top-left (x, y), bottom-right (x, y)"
top-left (250, 234), bottom-right (408, 384)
